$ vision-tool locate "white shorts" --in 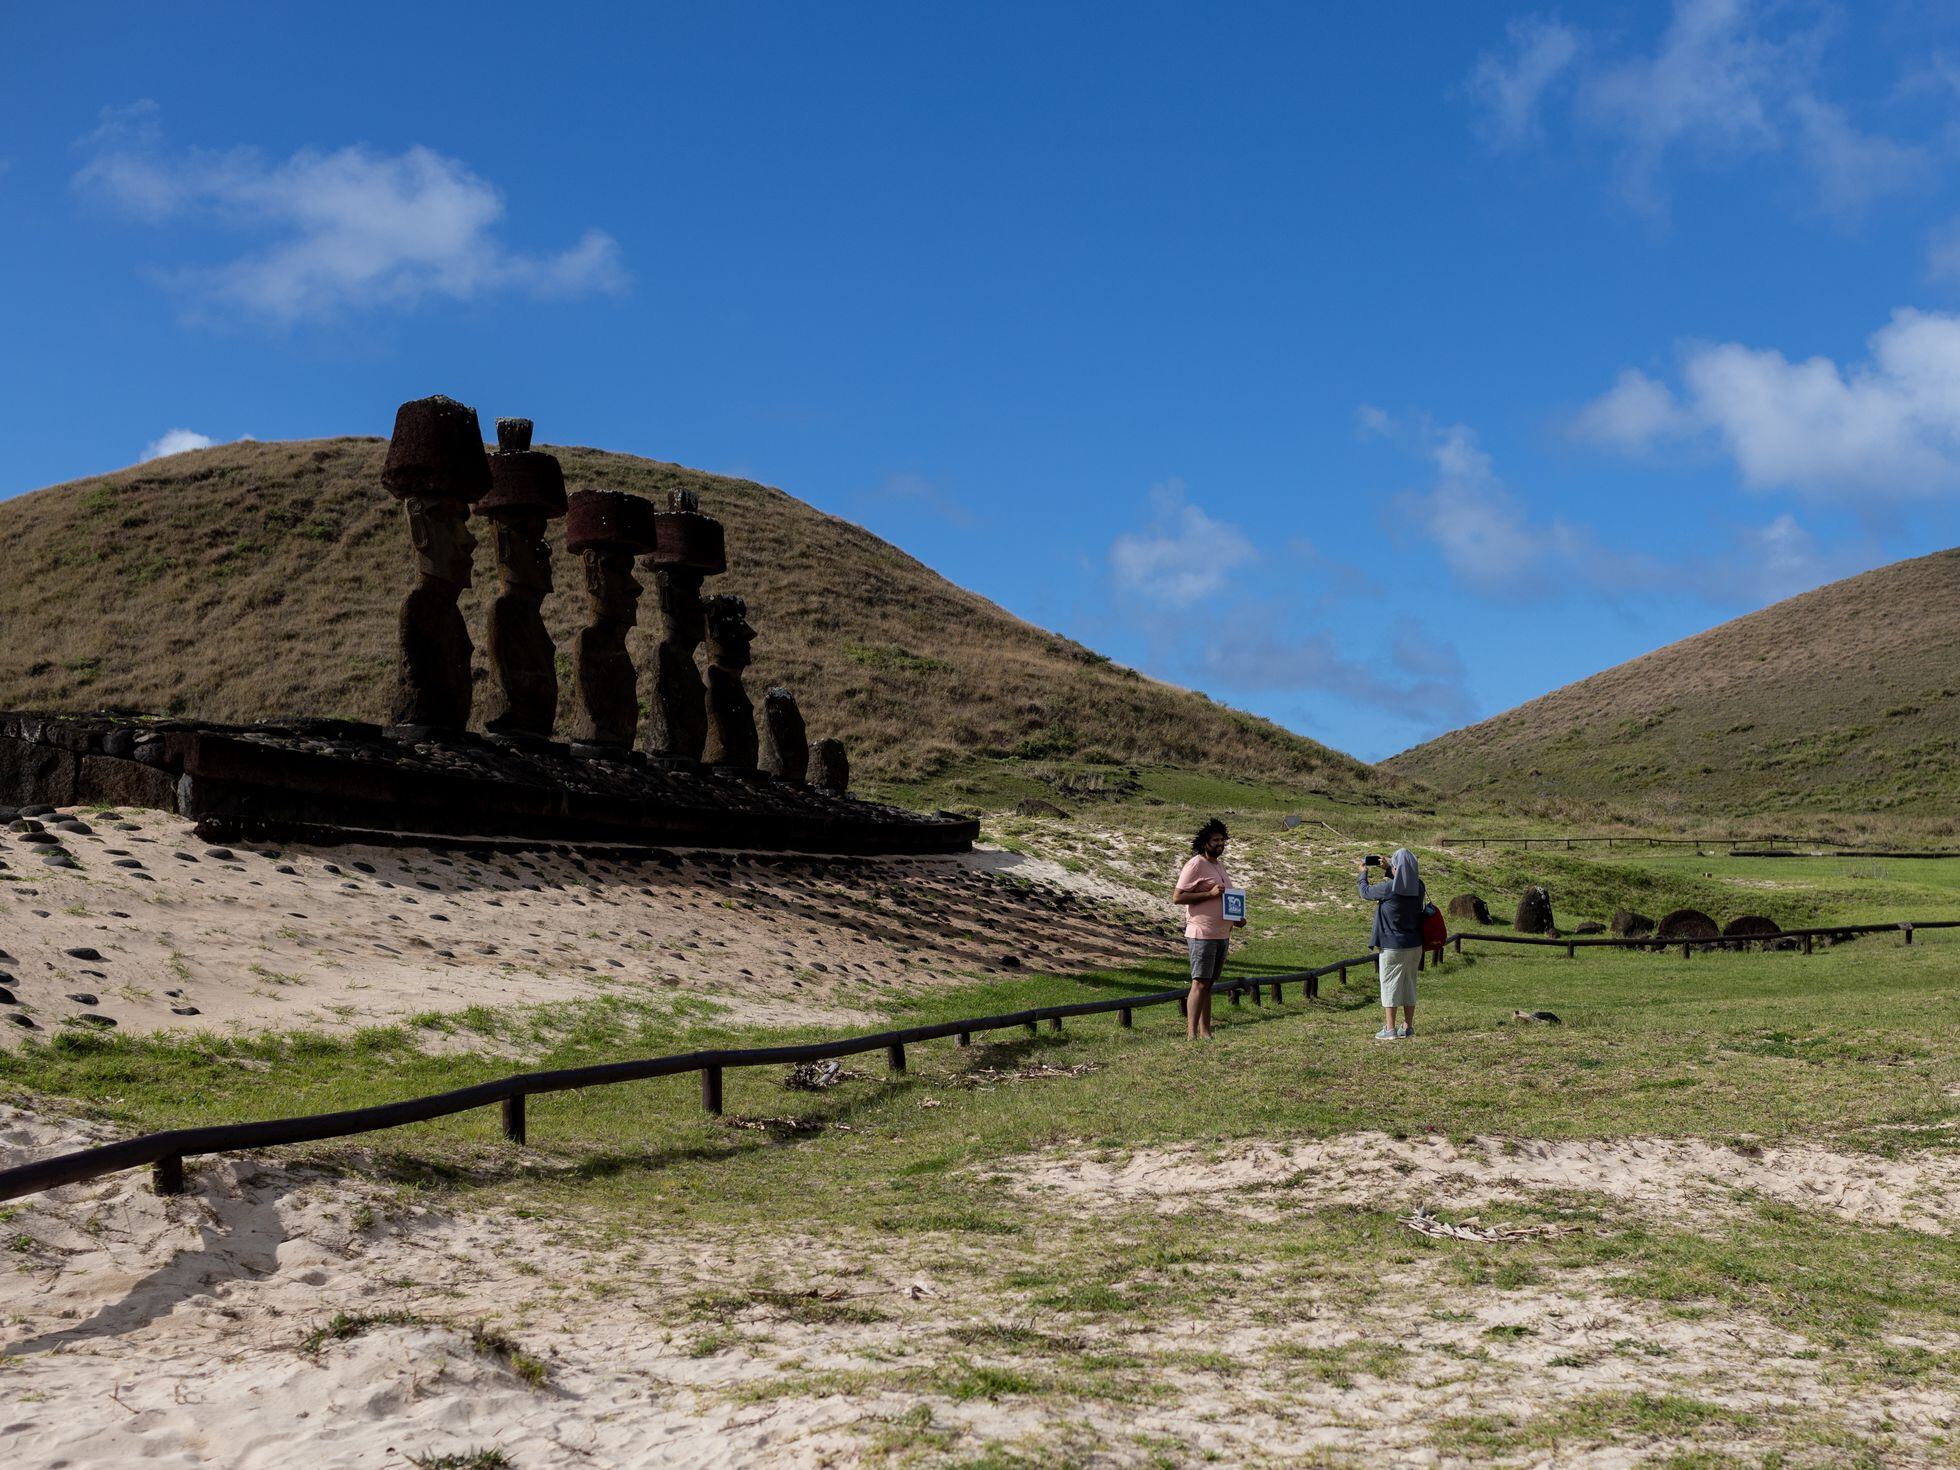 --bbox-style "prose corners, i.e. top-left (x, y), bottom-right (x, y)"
top-left (1379, 948), bottom-right (1420, 1008)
